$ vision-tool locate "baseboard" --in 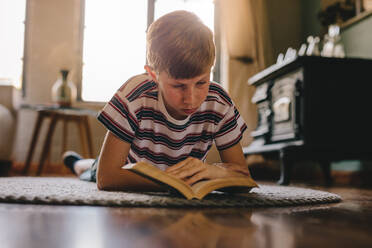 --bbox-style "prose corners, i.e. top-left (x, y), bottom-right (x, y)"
top-left (10, 161), bottom-right (73, 176)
